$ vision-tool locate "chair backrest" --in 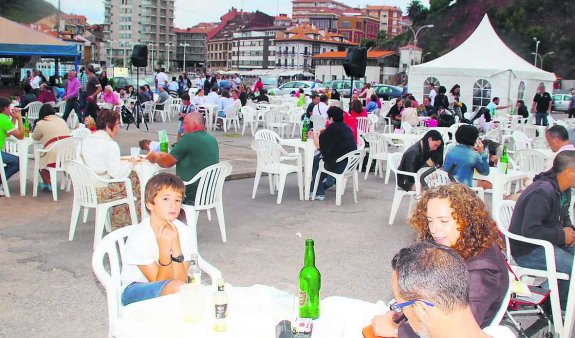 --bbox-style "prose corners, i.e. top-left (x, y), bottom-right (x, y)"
top-left (365, 132), bottom-right (388, 157)
top-left (161, 97), bottom-right (173, 111)
top-left (519, 124), bottom-right (537, 139)
top-left (367, 114), bottom-right (379, 129)
top-left (224, 103), bottom-right (239, 117)
top-left (336, 149), bottom-right (363, 176)
top-left (512, 130), bottom-right (532, 151)
top-left (484, 127), bottom-right (501, 143)
top-left (142, 101), bottom-right (154, 115)
top-left (240, 106), bottom-right (256, 122)
top-left (415, 167), bottom-right (452, 193)
top-left (190, 162), bottom-right (233, 210)
top-left (513, 149), bottom-right (548, 177)
top-left (254, 129), bottom-right (282, 143)
top-left (289, 108), bottom-right (304, 123)
top-left (265, 110), bottom-right (286, 127)
top-left (25, 101), bottom-right (43, 120)
top-left (356, 117), bottom-right (370, 134)
top-left (251, 139), bottom-right (285, 174)
top-left (92, 225), bottom-right (135, 336)
top-left (48, 137), bottom-right (82, 170)
top-left (356, 136), bottom-right (365, 150)
top-left (555, 119), bottom-right (568, 128)
top-left (402, 122), bottom-right (412, 134)
top-left (64, 160), bottom-right (99, 207)
top-left (2, 137), bottom-right (19, 155)
top-left (172, 98), bottom-right (182, 106)
top-left (310, 114), bottom-right (326, 131)
top-left (494, 200), bottom-right (516, 260)
top-left (71, 127), bottom-right (92, 138)
top-left (388, 152), bottom-right (403, 179)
